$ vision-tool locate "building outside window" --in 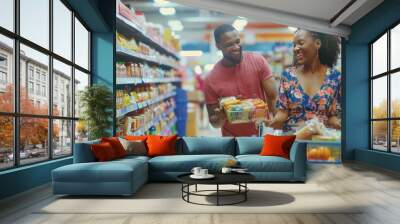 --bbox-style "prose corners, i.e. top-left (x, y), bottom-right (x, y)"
top-left (0, 55), bottom-right (7, 88)
top-left (28, 81), bottom-right (34, 94)
top-left (0, 71), bottom-right (6, 85)
top-left (41, 85), bottom-right (46, 97)
top-left (28, 66), bottom-right (34, 80)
